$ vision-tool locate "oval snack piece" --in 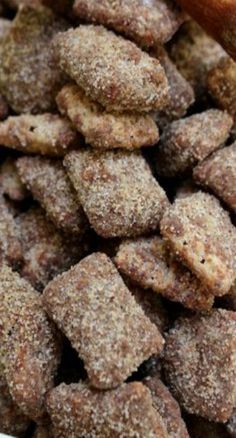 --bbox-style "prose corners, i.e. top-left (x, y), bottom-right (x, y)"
top-left (53, 25), bottom-right (169, 112)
